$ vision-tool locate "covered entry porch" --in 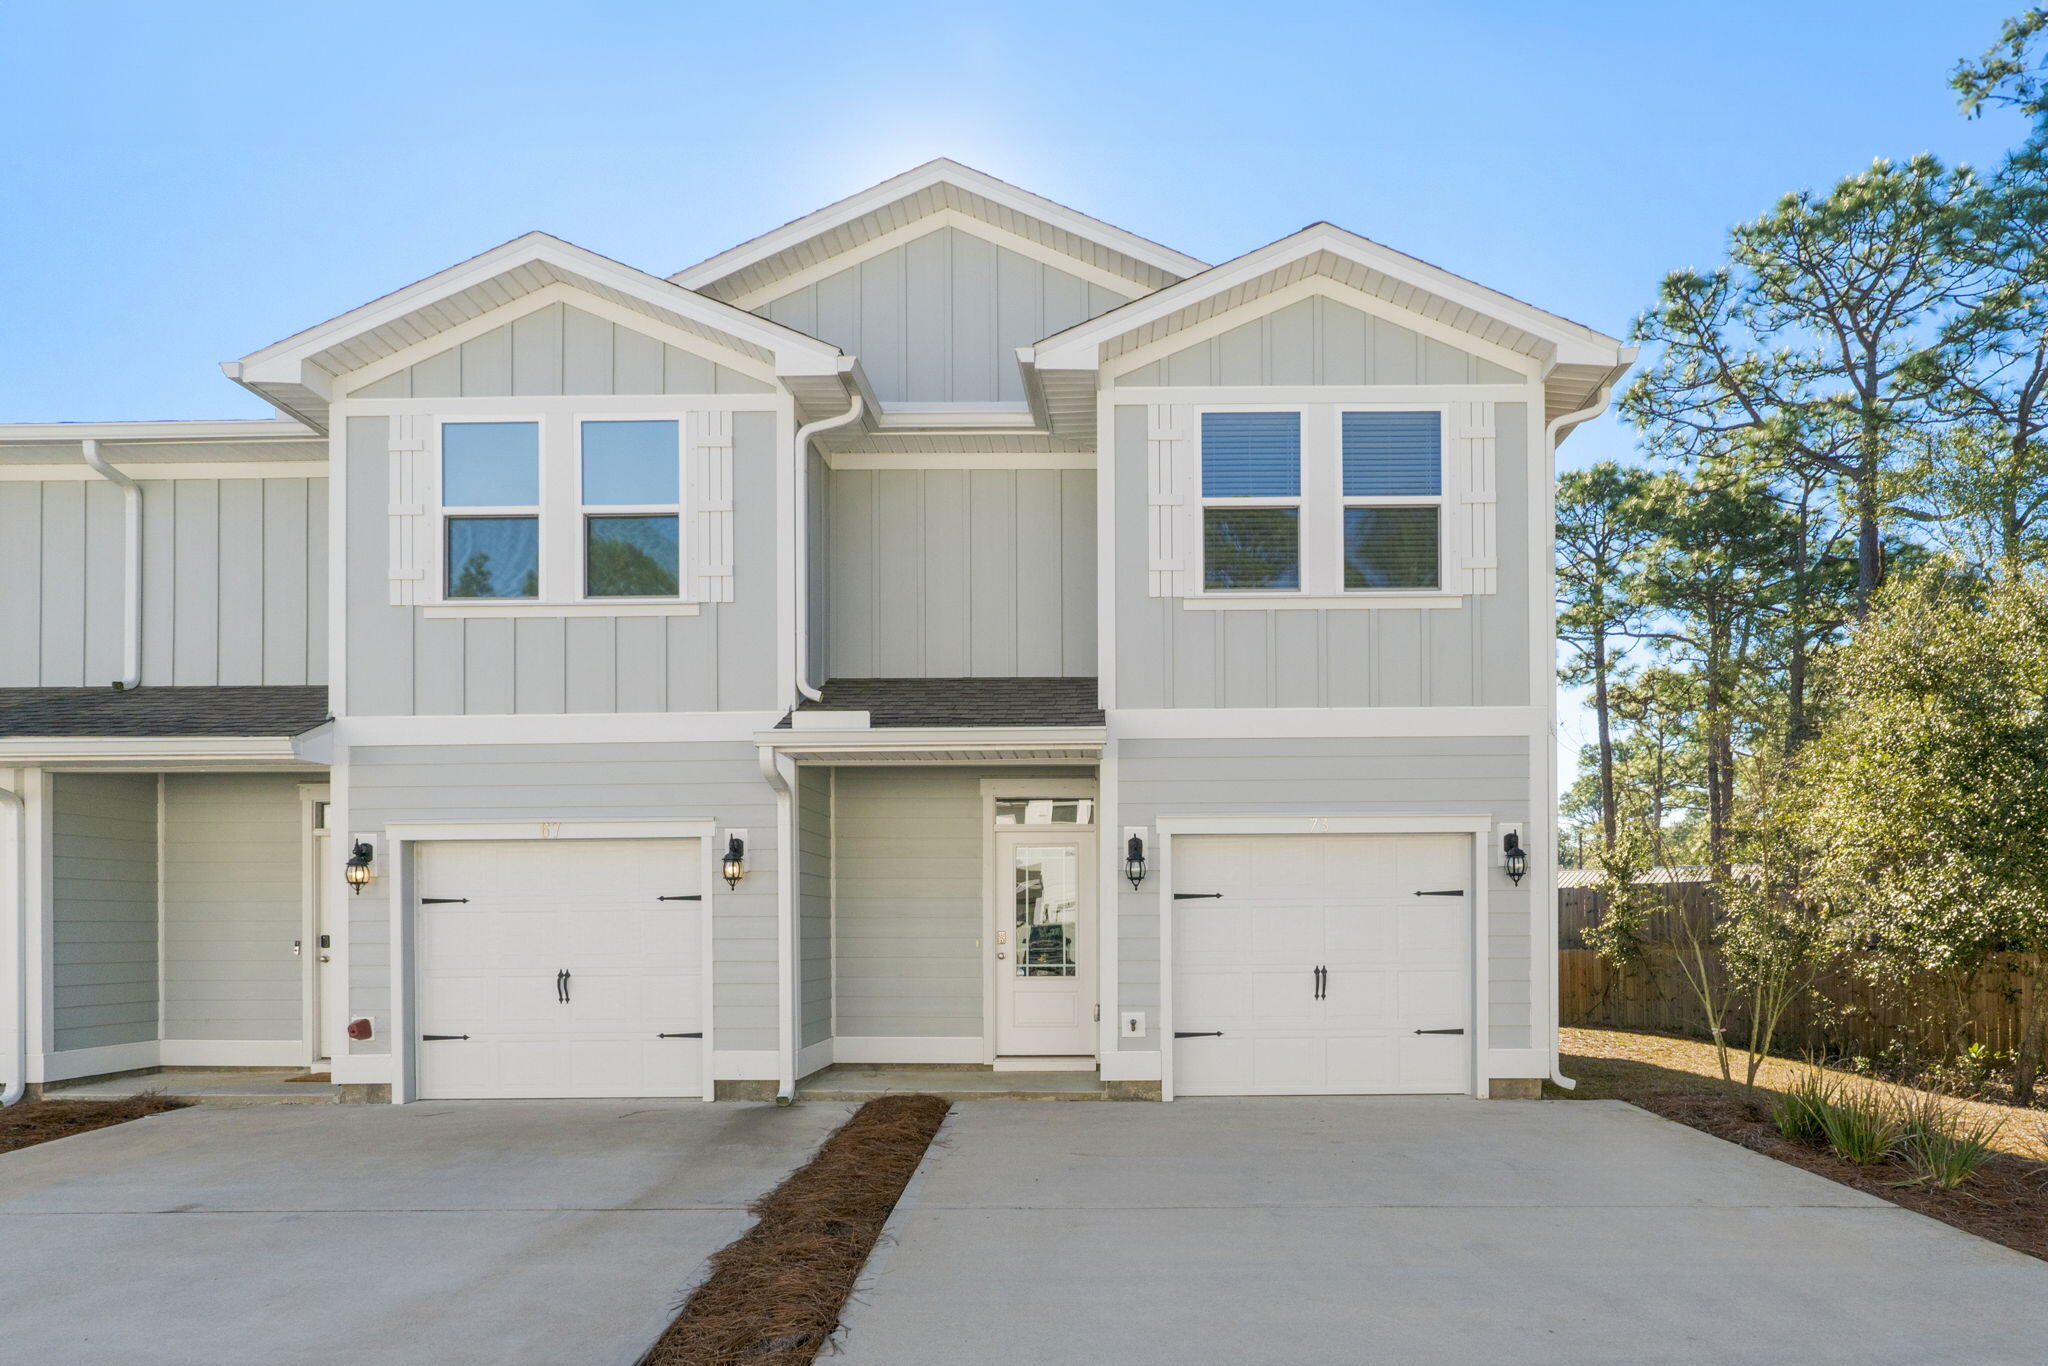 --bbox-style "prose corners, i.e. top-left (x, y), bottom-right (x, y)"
top-left (764, 678), bottom-right (1113, 1098)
